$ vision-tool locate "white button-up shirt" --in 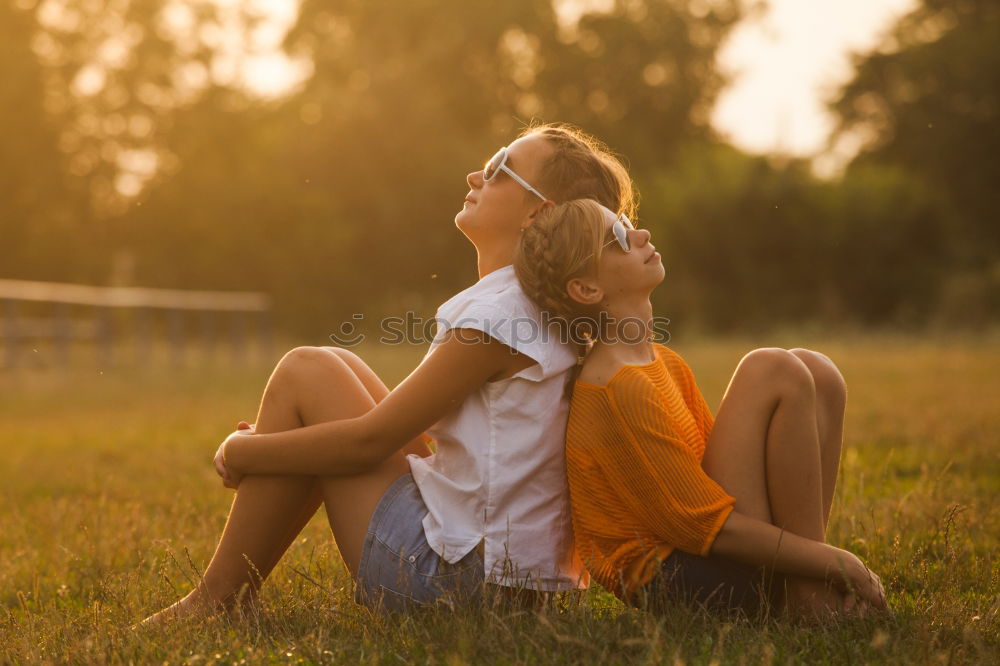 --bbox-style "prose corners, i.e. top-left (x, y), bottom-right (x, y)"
top-left (407, 265), bottom-right (588, 591)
